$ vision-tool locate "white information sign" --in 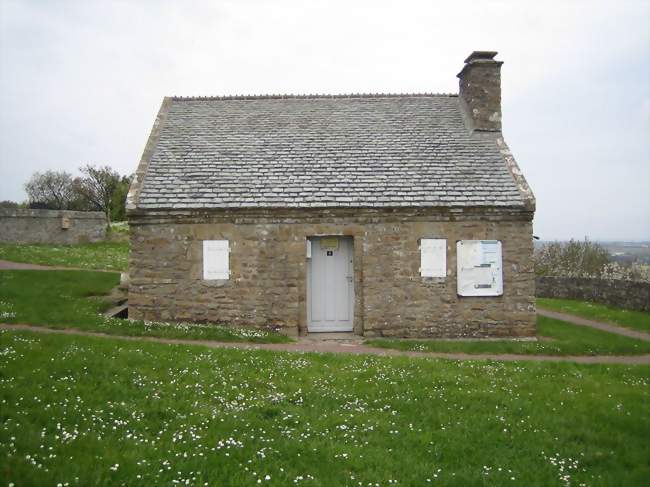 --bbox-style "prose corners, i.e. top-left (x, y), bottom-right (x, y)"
top-left (203, 240), bottom-right (230, 280)
top-left (420, 238), bottom-right (447, 278)
top-left (456, 240), bottom-right (503, 296)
